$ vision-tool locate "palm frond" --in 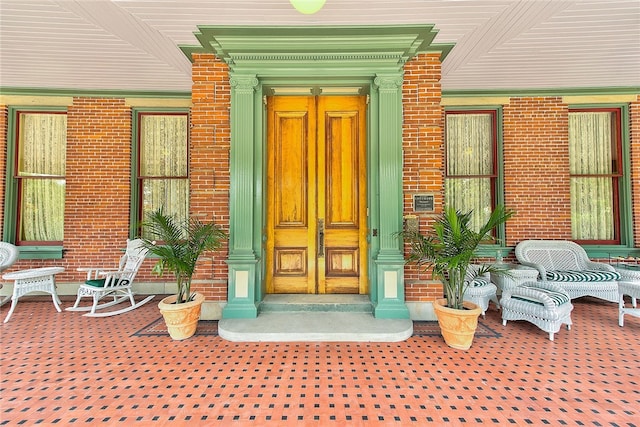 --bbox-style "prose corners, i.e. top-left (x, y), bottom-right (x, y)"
top-left (139, 207), bottom-right (227, 304)
top-left (401, 205), bottom-right (514, 310)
